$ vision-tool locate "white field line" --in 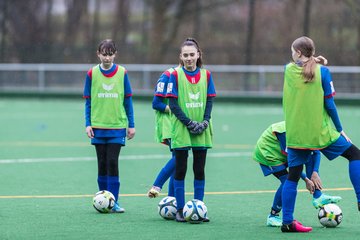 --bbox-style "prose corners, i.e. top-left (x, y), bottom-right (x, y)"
top-left (0, 152), bottom-right (252, 164)
top-left (0, 188), bottom-right (353, 199)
